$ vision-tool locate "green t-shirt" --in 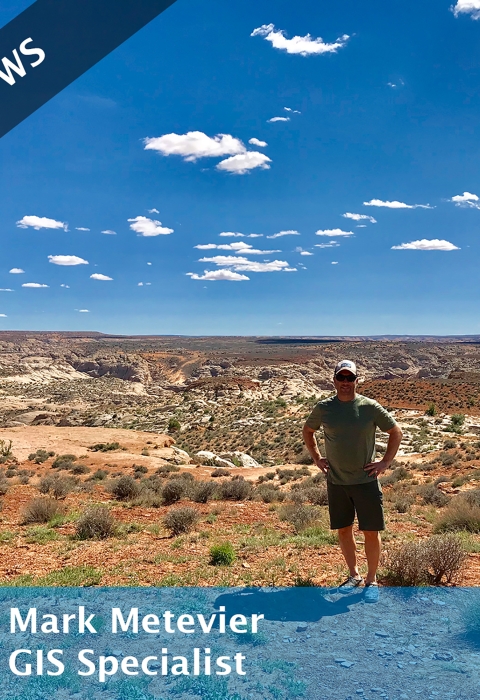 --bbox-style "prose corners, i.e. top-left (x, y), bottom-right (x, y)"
top-left (305, 394), bottom-right (397, 486)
